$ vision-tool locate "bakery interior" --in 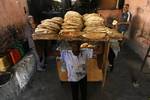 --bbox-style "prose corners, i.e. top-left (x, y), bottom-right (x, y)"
top-left (0, 0), bottom-right (150, 100)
